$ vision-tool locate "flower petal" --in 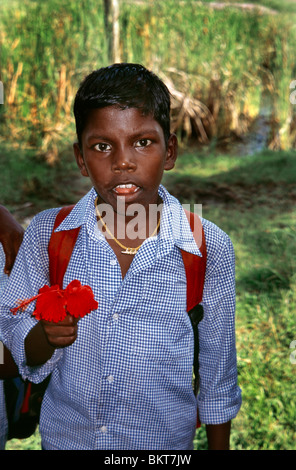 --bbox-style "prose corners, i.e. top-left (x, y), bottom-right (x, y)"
top-left (32, 285), bottom-right (67, 323)
top-left (65, 281), bottom-right (98, 318)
